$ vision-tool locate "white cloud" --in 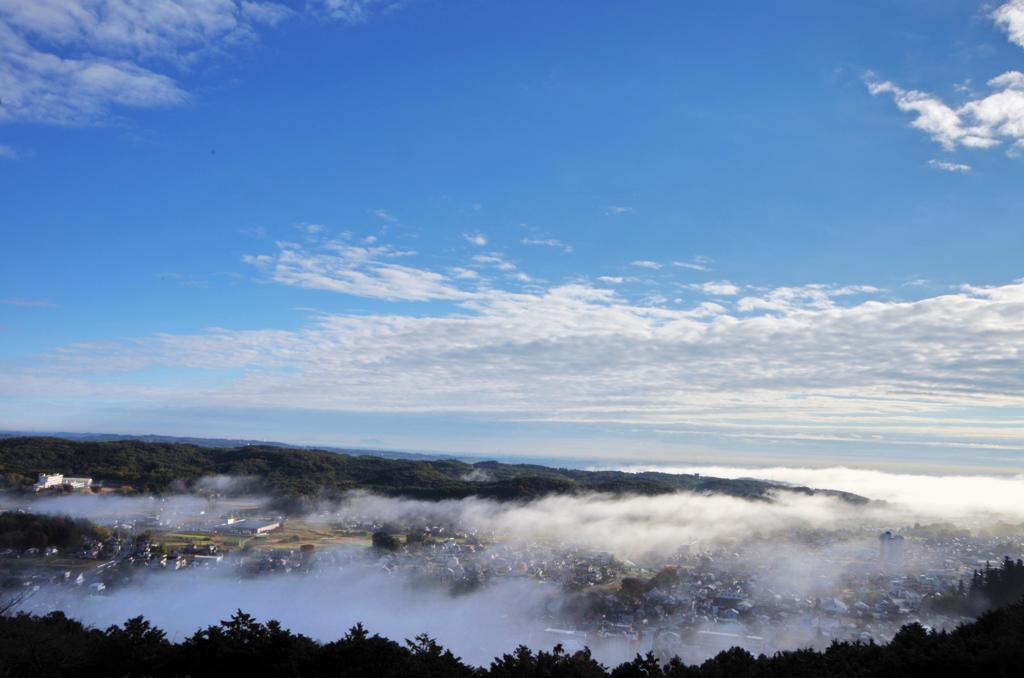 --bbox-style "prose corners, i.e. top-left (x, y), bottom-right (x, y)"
top-left (597, 276), bottom-right (624, 284)
top-left (867, 1), bottom-right (1024, 155)
top-left (244, 240), bottom-right (470, 301)
top-left (604, 205), bottom-right (633, 215)
top-left (736, 283), bottom-right (880, 313)
top-left (866, 76), bottom-right (999, 150)
top-left (690, 280), bottom-right (741, 296)
top-left (928, 159), bottom-right (972, 172)
top-left (313, 0), bottom-right (391, 23)
top-left (0, 1), bottom-right (288, 62)
top-left (521, 237), bottom-right (572, 253)
top-left (994, 0), bottom-right (1024, 48)
top-left (369, 208), bottom-right (398, 223)
top-left (241, 253), bottom-right (272, 265)
top-left (868, 36), bottom-right (1024, 156)
top-left (0, 25), bottom-right (187, 124)
top-left (463, 232), bottom-right (488, 247)
top-left (0, 1), bottom-right (388, 126)
top-left (472, 253), bottom-right (516, 271)
top-left (989, 70), bottom-right (1024, 90)
top-left (672, 257), bottom-right (714, 272)
top-left (630, 259), bottom-right (662, 270)
top-left (24, 267), bottom-right (1024, 455)
top-left (241, 0), bottom-right (292, 25)
top-left (0, 0), bottom-right (286, 125)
